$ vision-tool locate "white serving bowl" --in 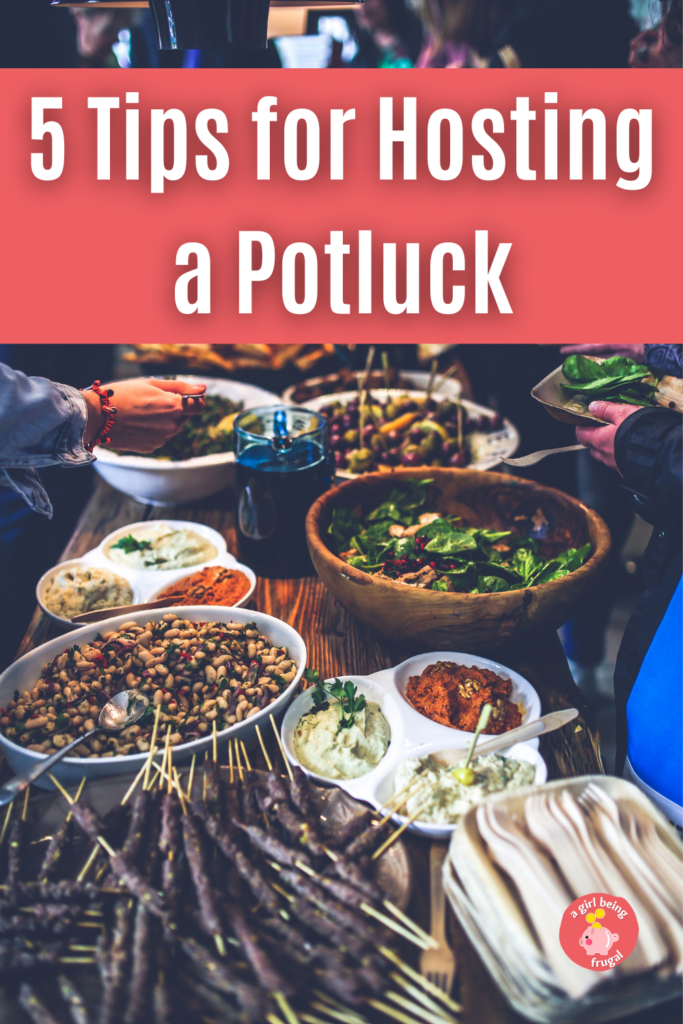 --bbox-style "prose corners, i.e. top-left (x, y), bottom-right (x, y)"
top-left (92, 376), bottom-right (281, 505)
top-left (373, 739), bottom-right (547, 842)
top-left (0, 606), bottom-right (306, 788)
